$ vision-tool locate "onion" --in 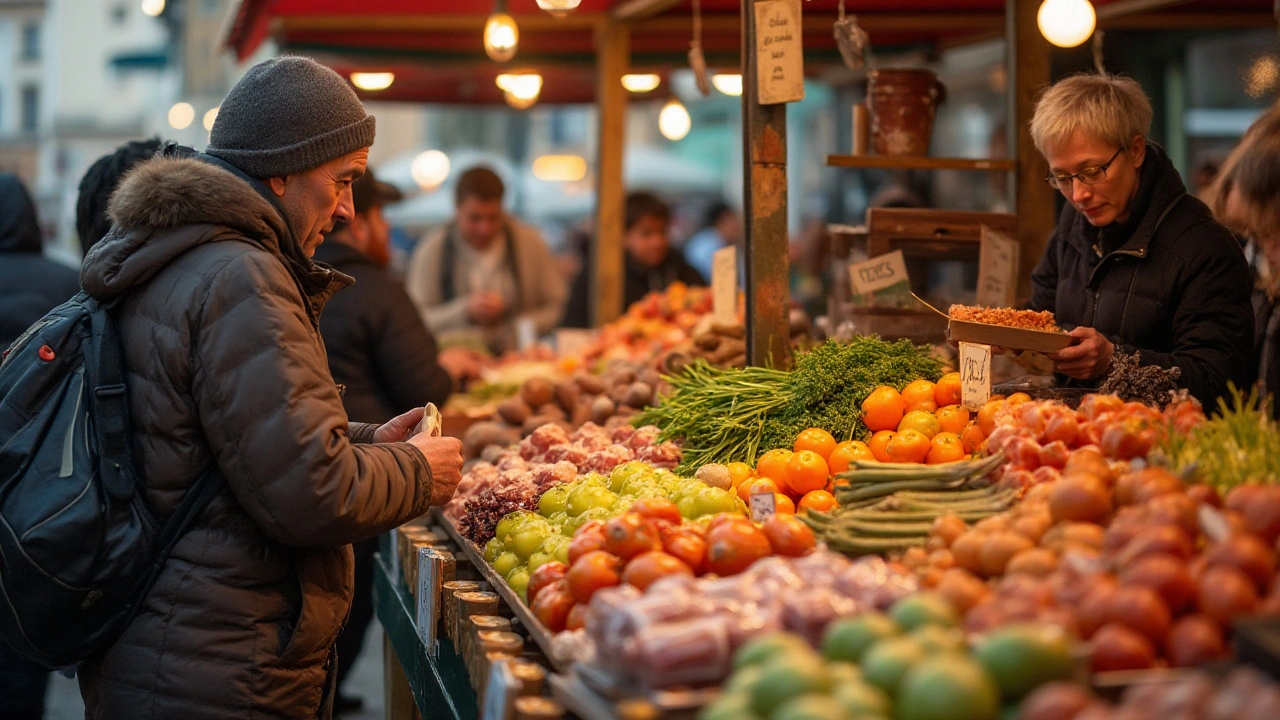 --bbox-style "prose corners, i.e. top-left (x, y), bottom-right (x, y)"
top-left (1120, 553), bottom-right (1198, 614)
top-left (1121, 525), bottom-right (1194, 562)
top-left (1225, 483), bottom-right (1266, 515)
top-left (1198, 565), bottom-right (1260, 626)
top-left (936, 568), bottom-right (989, 614)
top-left (1185, 483), bottom-right (1222, 508)
top-left (1091, 623), bottom-right (1157, 672)
top-left (1007, 548), bottom-right (1060, 578)
top-left (1146, 492), bottom-right (1200, 536)
top-left (1165, 614), bottom-right (1227, 668)
top-left (1203, 533), bottom-right (1276, 592)
top-left (980, 531), bottom-right (1036, 577)
top-left (1242, 487), bottom-right (1280, 545)
top-left (1105, 585), bottom-right (1172, 647)
top-left (1132, 468), bottom-right (1184, 505)
top-left (1016, 681), bottom-right (1094, 720)
top-left (930, 513), bottom-right (968, 546)
top-left (951, 531), bottom-right (986, 575)
top-left (1049, 473), bottom-right (1113, 524)
top-left (1011, 511), bottom-right (1054, 544)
